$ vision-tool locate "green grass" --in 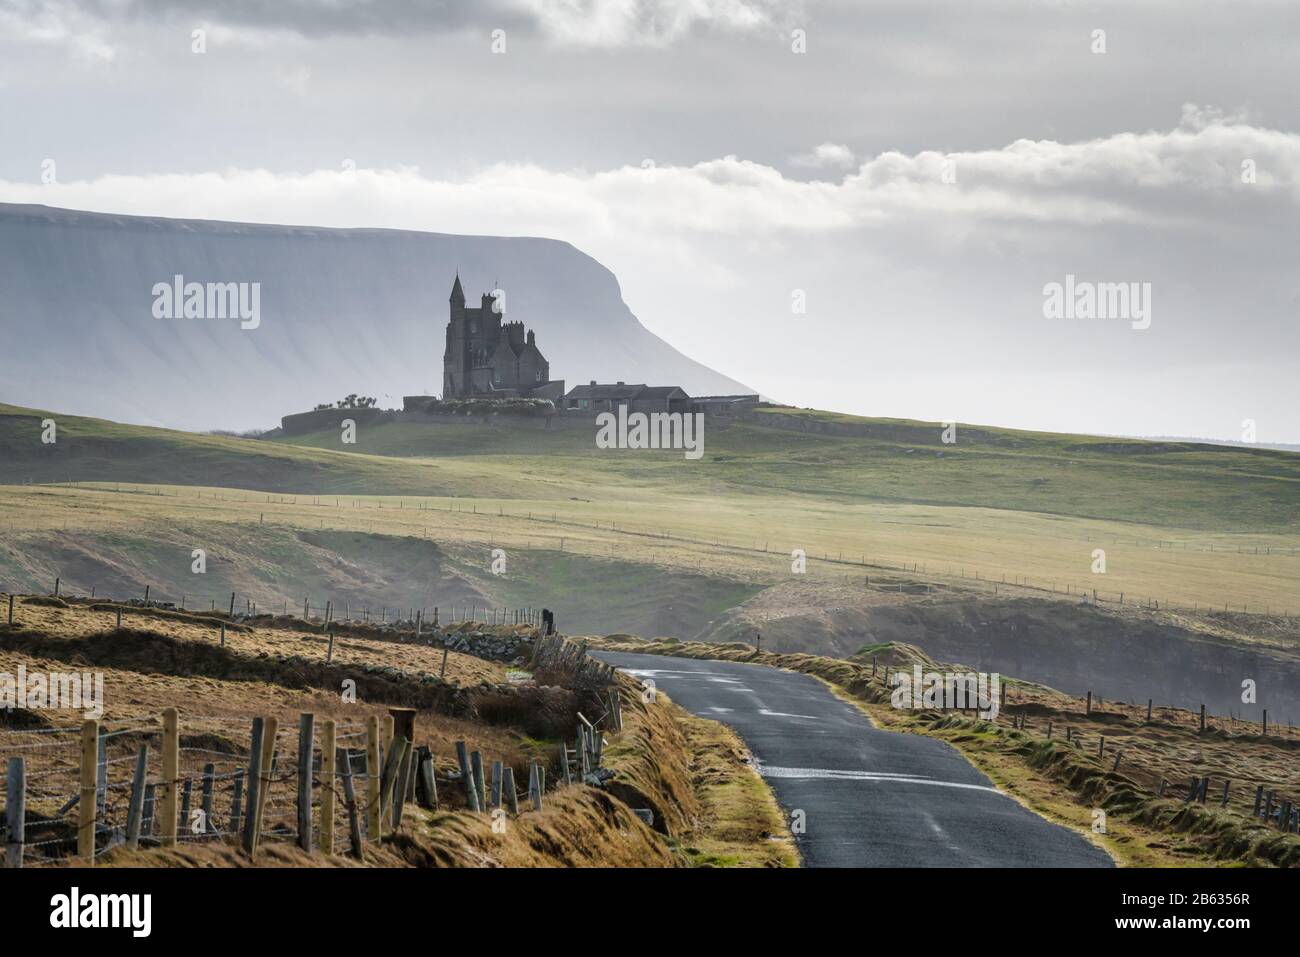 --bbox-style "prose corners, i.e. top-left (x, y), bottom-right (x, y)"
top-left (212, 411), bottom-right (1300, 533)
top-left (6, 401), bottom-right (1299, 532)
top-left (3, 402), bottom-right (1298, 618)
